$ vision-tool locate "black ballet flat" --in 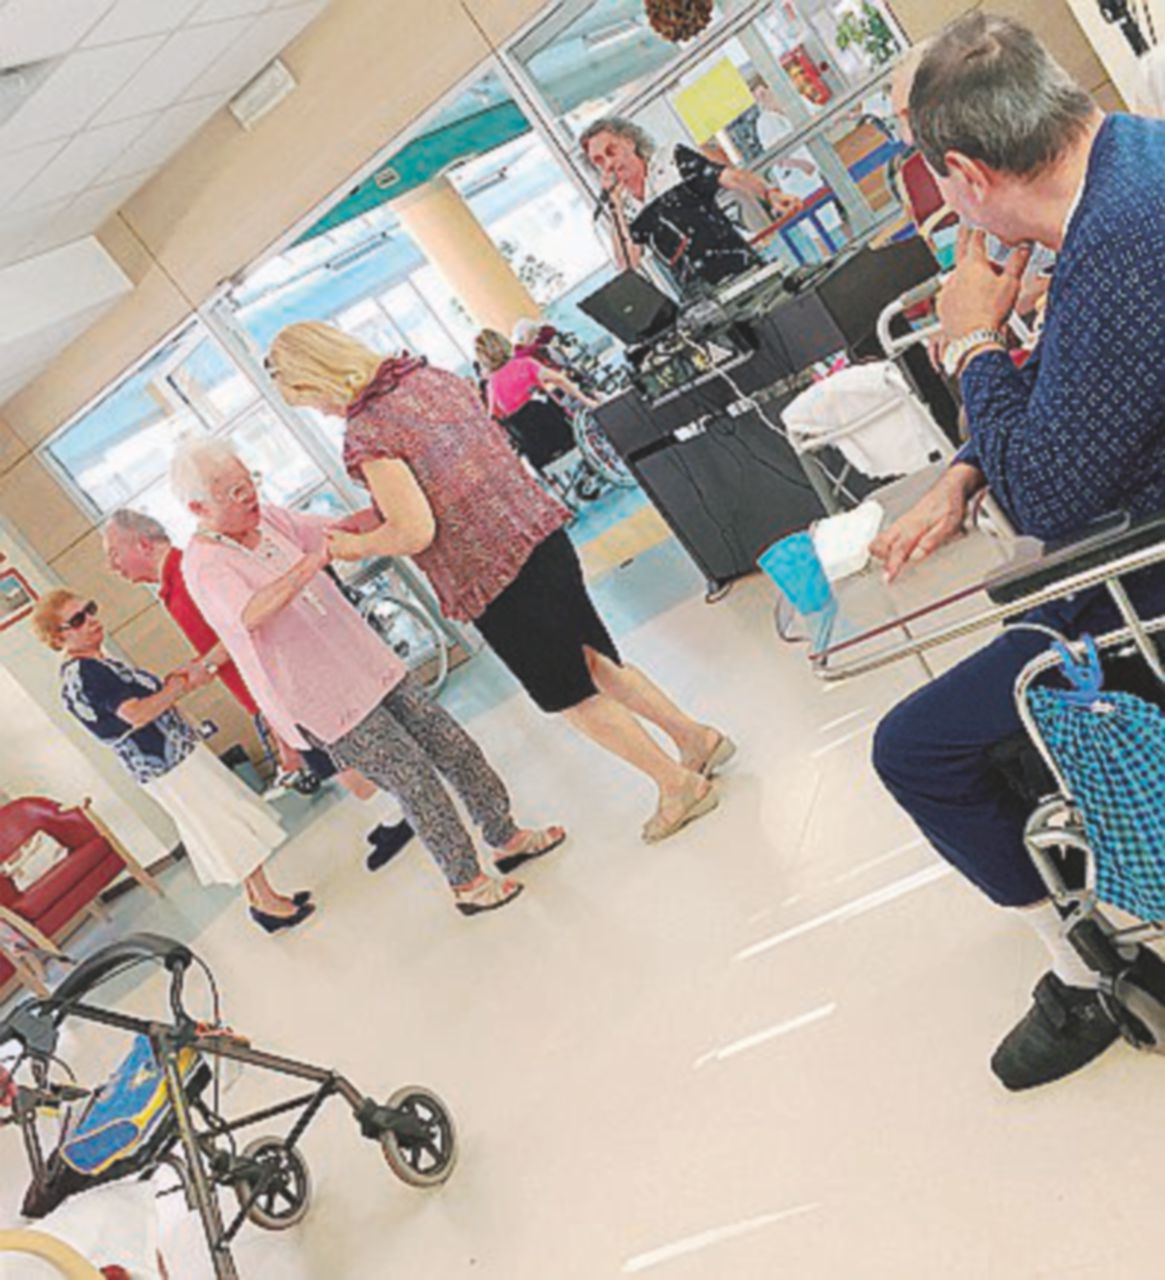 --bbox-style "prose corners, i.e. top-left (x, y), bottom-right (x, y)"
top-left (250, 901), bottom-right (316, 934)
top-left (366, 819), bottom-right (415, 872)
